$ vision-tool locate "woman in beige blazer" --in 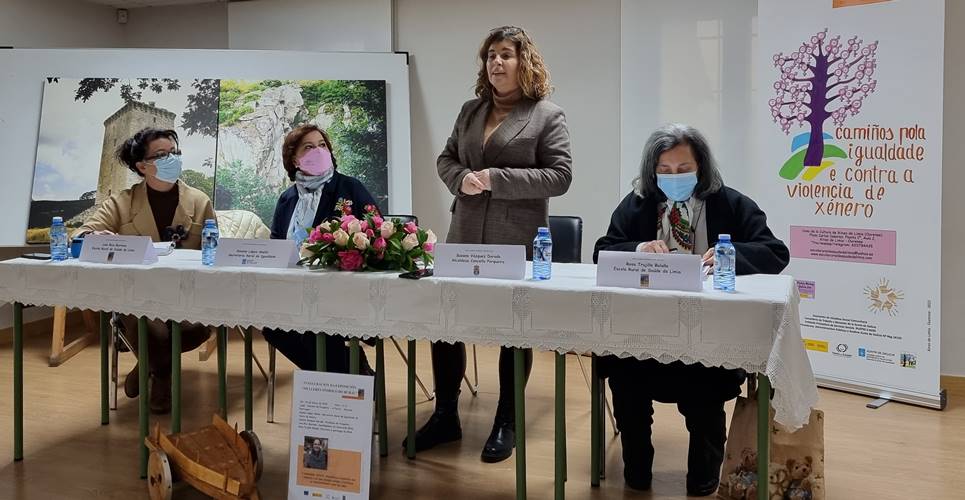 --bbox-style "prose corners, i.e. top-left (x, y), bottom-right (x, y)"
top-left (76, 127), bottom-right (214, 414)
top-left (408, 26), bottom-right (572, 462)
